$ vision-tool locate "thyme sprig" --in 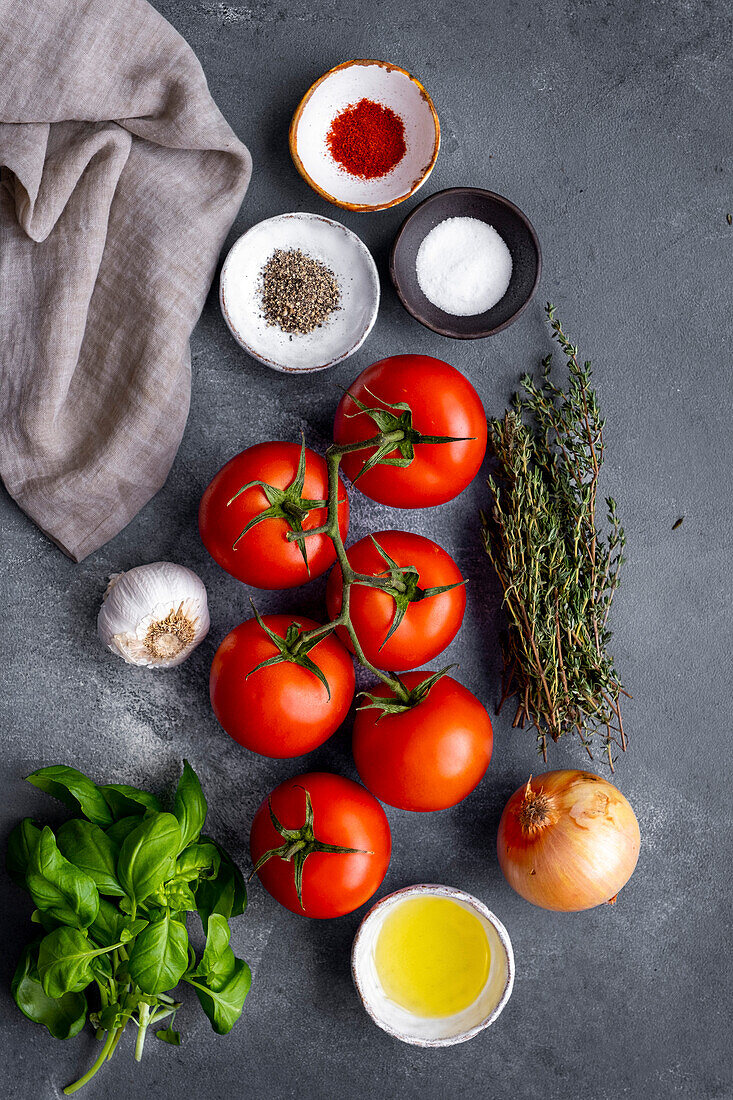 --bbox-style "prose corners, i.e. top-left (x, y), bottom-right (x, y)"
top-left (481, 304), bottom-right (628, 768)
